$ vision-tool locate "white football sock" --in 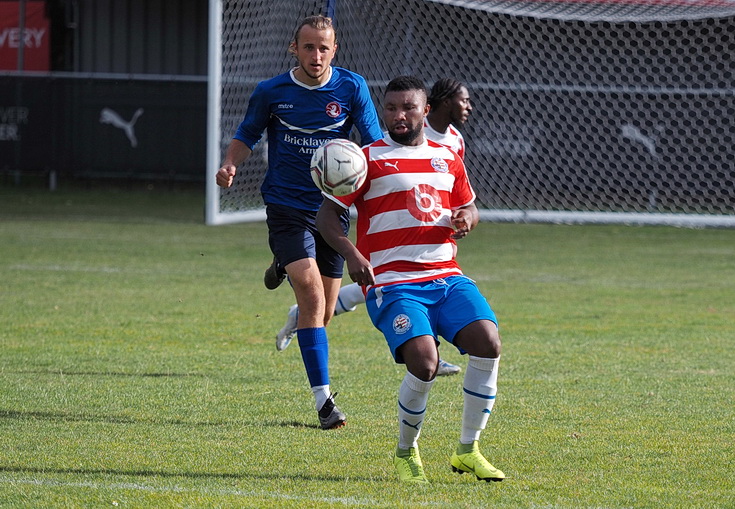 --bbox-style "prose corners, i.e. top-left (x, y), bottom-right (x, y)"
top-left (397, 372), bottom-right (434, 450)
top-left (312, 384), bottom-right (331, 411)
top-left (460, 356), bottom-right (499, 444)
top-left (334, 283), bottom-right (365, 315)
